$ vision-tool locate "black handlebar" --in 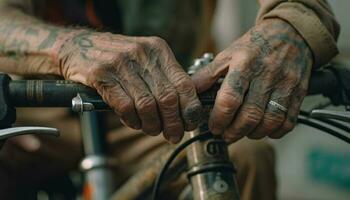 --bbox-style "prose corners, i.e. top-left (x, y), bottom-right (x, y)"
top-left (7, 78), bottom-right (220, 109)
top-left (4, 66), bottom-right (350, 109)
top-left (9, 80), bottom-right (97, 107)
top-left (308, 68), bottom-right (339, 95)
